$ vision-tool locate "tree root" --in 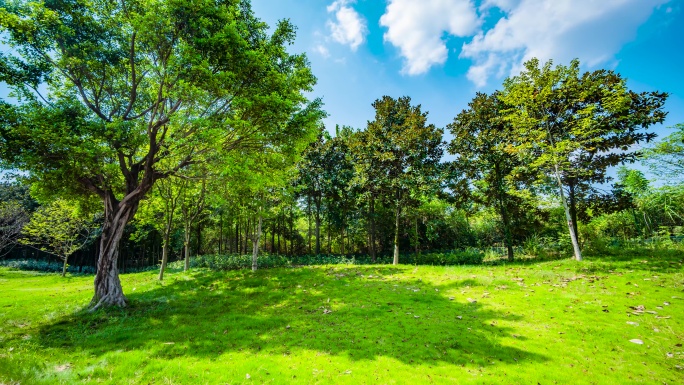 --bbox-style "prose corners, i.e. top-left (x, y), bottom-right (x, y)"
top-left (88, 293), bottom-right (128, 312)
